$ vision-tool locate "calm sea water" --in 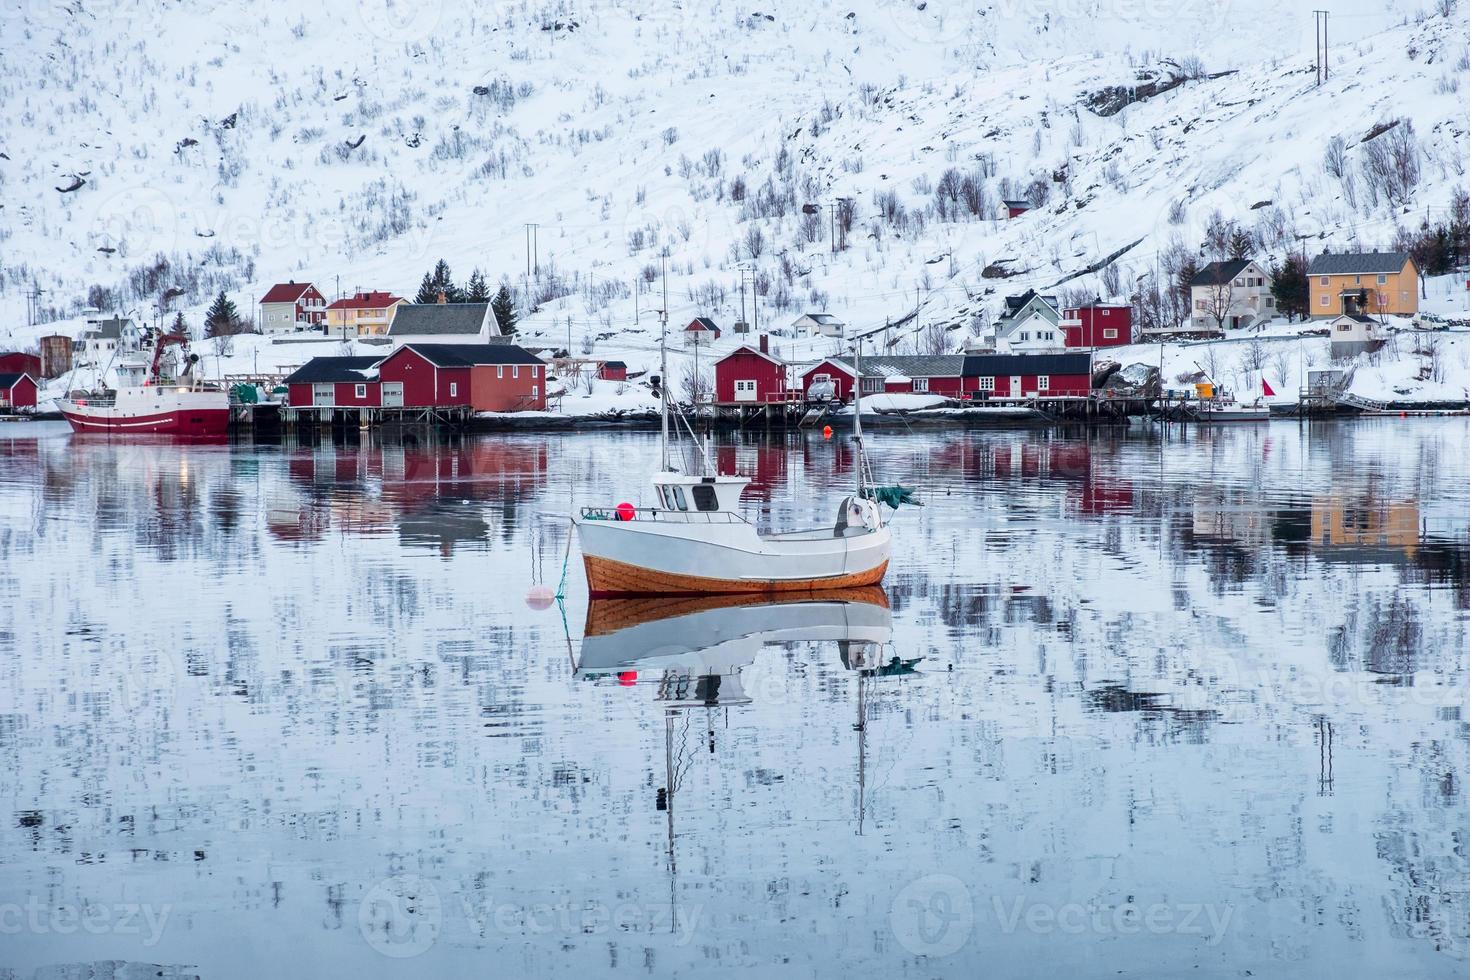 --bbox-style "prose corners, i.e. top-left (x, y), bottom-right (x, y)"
top-left (2, 418), bottom-right (1469, 978)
